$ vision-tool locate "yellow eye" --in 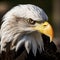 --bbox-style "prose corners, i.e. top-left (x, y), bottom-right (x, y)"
top-left (28, 18), bottom-right (36, 24)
